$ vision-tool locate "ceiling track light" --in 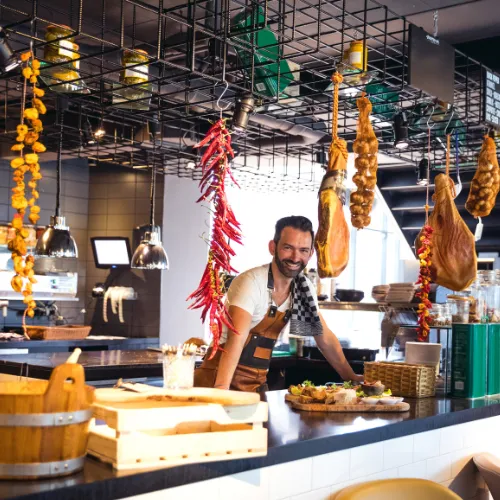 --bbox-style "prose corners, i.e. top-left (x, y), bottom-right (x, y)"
top-left (35, 100), bottom-right (78, 259)
top-left (416, 158), bottom-right (431, 186)
top-left (231, 92), bottom-right (255, 134)
top-left (393, 111), bottom-right (409, 150)
top-left (0, 27), bottom-right (19, 73)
